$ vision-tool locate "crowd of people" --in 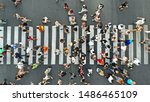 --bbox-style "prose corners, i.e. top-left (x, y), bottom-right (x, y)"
top-left (0, 0), bottom-right (150, 85)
